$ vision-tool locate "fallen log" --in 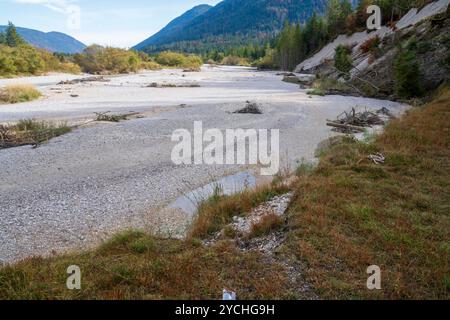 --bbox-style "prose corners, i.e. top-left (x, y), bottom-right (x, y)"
top-left (94, 111), bottom-right (141, 122)
top-left (326, 120), bottom-right (366, 132)
top-left (58, 76), bottom-right (109, 85)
